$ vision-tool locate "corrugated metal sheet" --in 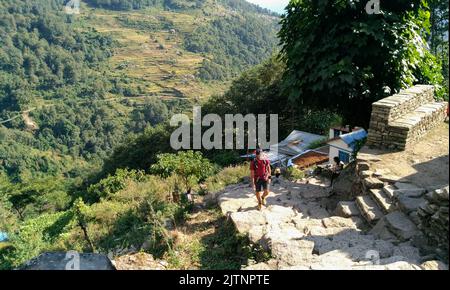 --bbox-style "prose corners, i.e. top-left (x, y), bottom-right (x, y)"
top-left (240, 131), bottom-right (325, 167)
top-left (339, 129), bottom-right (367, 150)
top-left (266, 131), bottom-right (325, 166)
top-left (274, 130), bottom-right (325, 156)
